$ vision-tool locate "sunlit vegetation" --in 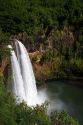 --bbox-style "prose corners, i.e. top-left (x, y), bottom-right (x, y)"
top-left (36, 47), bottom-right (83, 82)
